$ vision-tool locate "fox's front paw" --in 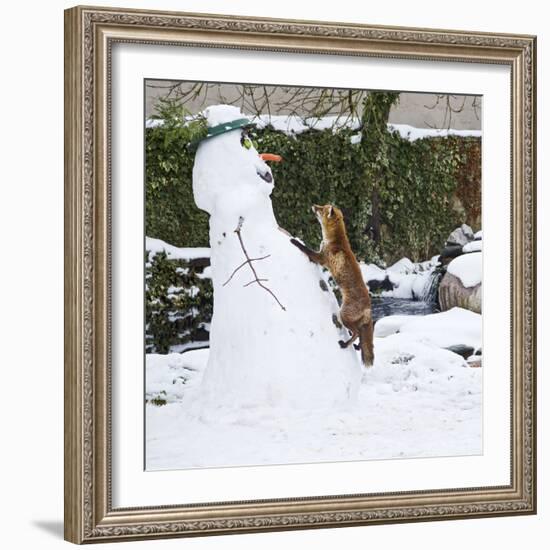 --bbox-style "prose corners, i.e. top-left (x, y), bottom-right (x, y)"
top-left (353, 343), bottom-right (361, 350)
top-left (338, 340), bottom-right (346, 348)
